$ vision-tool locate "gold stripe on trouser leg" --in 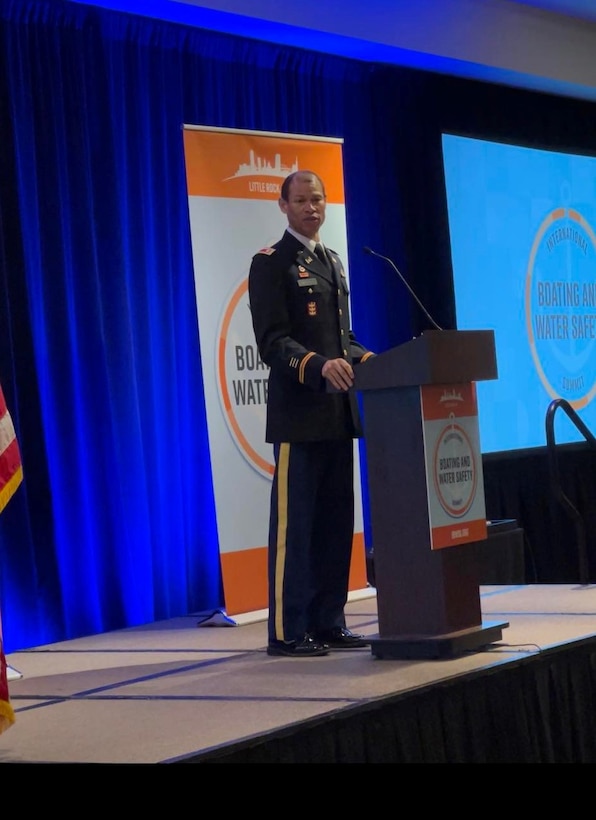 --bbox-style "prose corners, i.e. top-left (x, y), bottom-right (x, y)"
top-left (275, 443), bottom-right (290, 640)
